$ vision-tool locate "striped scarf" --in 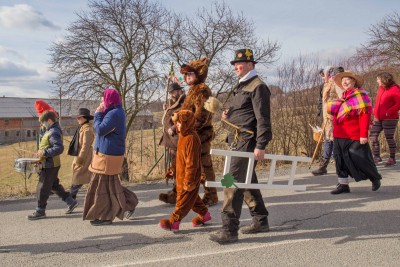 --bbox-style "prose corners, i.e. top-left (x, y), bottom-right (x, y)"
top-left (327, 87), bottom-right (372, 122)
